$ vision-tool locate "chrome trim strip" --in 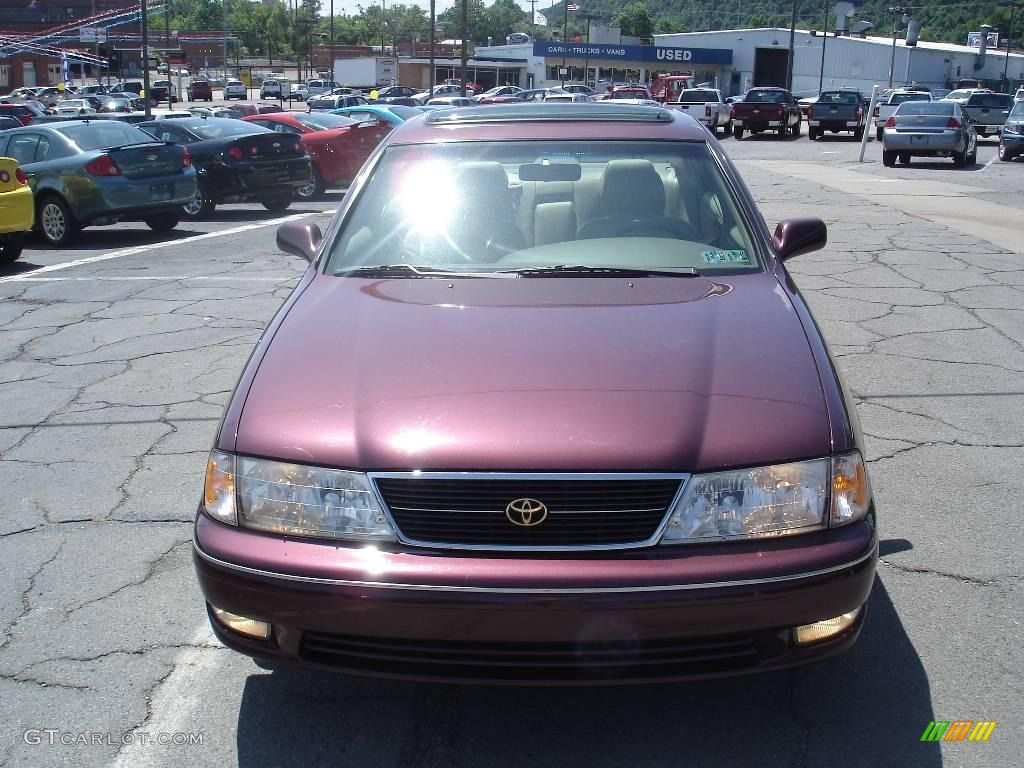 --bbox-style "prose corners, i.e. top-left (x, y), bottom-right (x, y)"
top-left (193, 540), bottom-right (877, 594)
top-left (367, 471), bottom-right (689, 552)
